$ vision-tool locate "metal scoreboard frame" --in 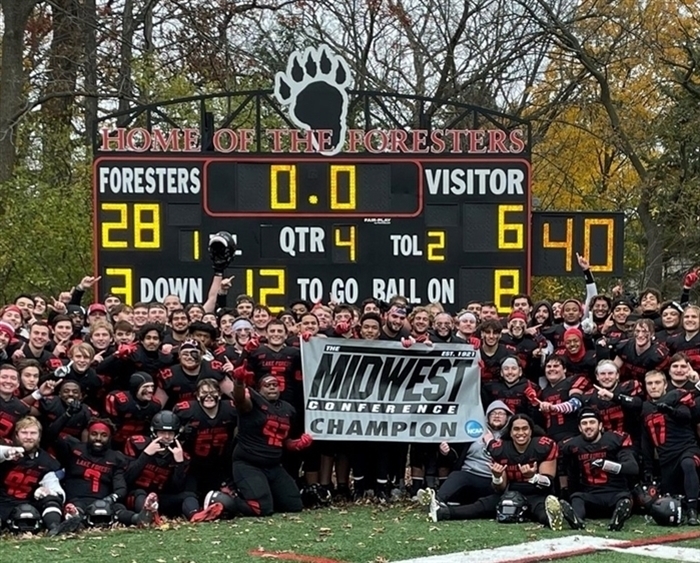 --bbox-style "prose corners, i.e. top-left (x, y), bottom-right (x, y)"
top-left (93, 46), bottom-right (623, 313)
